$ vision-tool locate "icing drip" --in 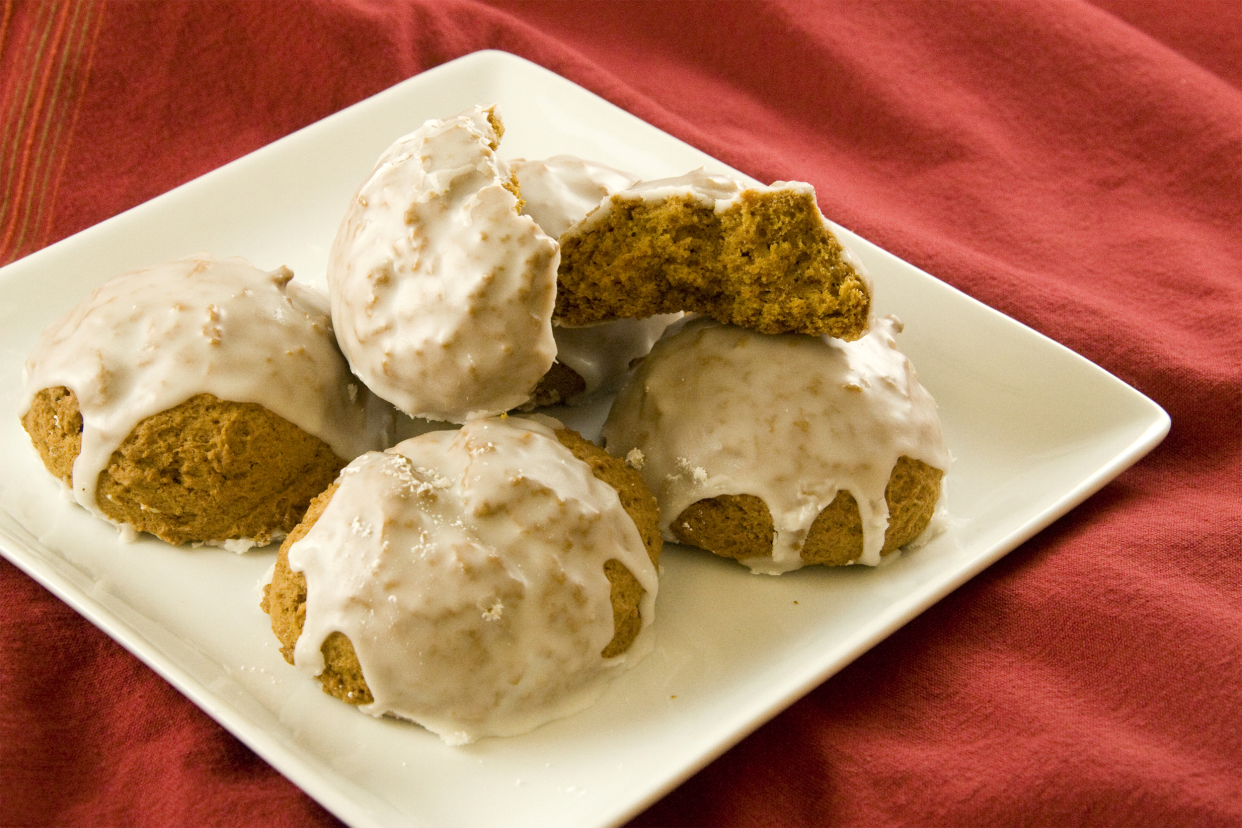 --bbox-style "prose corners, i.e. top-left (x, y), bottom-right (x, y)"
top-left (287, 415), bottom-right (658, 744)
top-left (550, 319), bottom-right (682, 398)
top-left (602, 316), bottom-right (950, 573)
